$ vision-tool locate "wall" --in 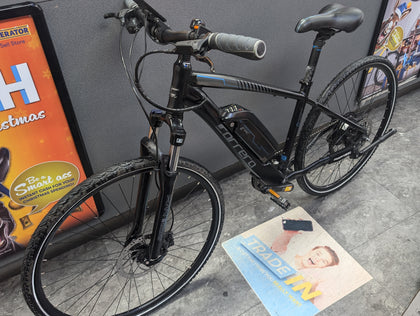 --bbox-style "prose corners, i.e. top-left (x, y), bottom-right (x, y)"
top-left (2, 0), bottom-right (385, 175)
